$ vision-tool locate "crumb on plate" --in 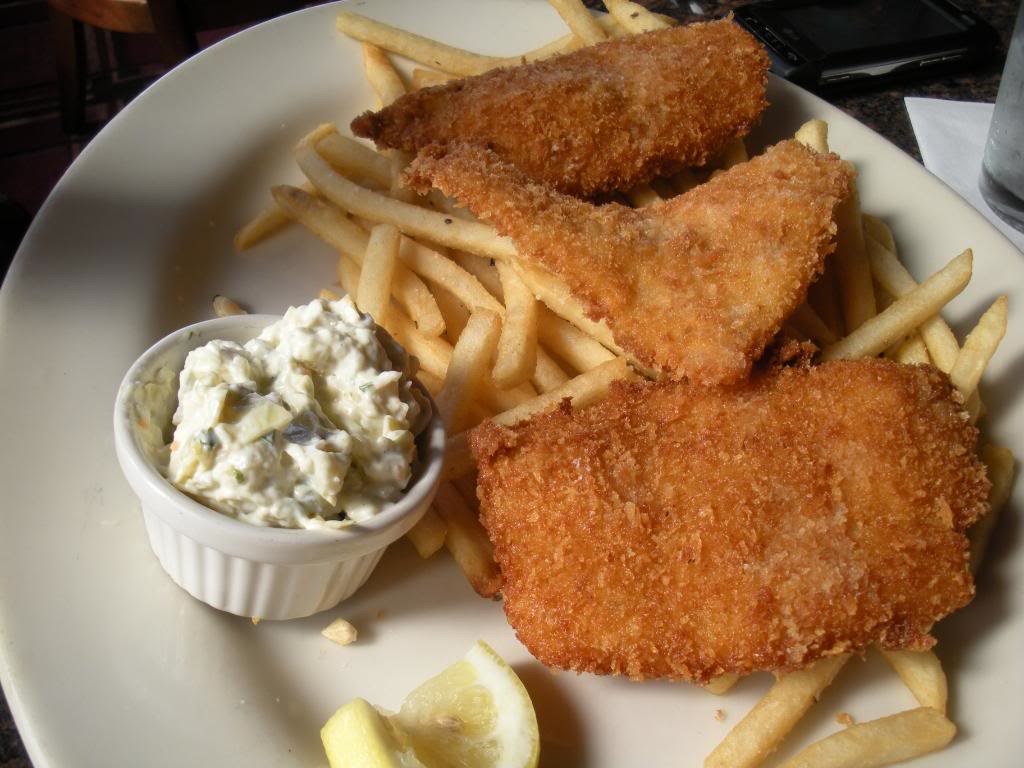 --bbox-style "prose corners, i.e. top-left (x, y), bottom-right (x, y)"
top-left (322, 617), bottom-right (358, 646)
